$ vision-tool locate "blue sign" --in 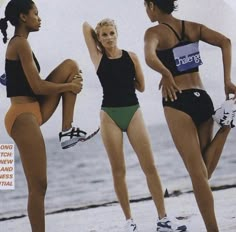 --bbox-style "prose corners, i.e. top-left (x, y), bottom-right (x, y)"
top-left (173, 42), bottom-right (203, 72)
